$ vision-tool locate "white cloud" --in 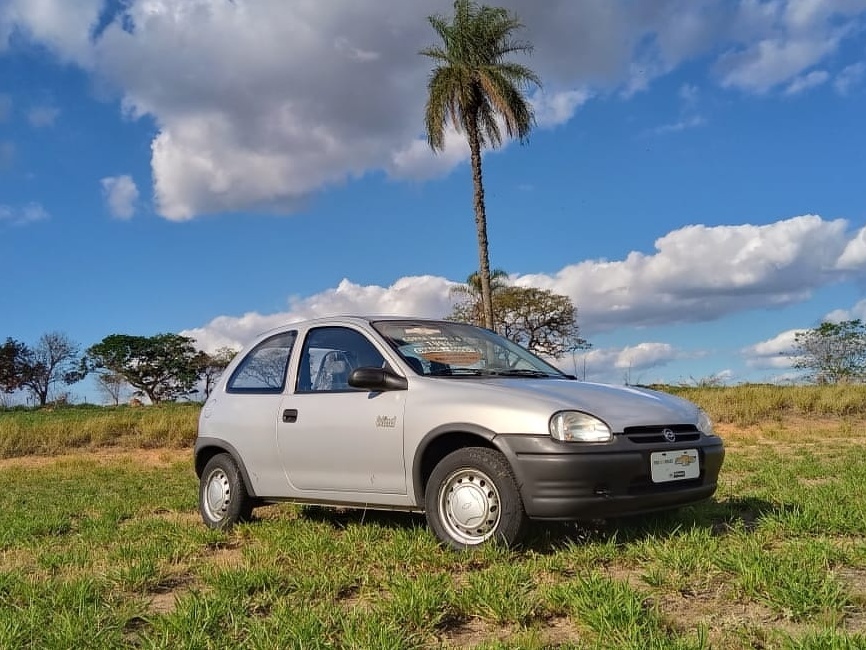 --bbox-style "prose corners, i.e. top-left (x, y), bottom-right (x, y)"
top-left (531, 89), bottom-right (593, 128)
top-left (716, 0), bottom-right (866, 93)
top-left (182, 214), bottom-right (866, 352)
top-left (27, 105), bottom-right (60, 127)
top-left (719, 38), bottom-right (838, 93)
top-left (515, 215), bottom-right (858, 334)
top-left (824, 298), bottom-right (866, 322)
top-left (834, 61), bottom-right (866, 95)
top-left (578, 343), bottom-right (681, 384)
top-left (587, 343), bottom-right (680, 371)
top-left (388, 126), bottom-right (470, 182)
top-left (0, 202), bottom-right (50, 226)
top-left (100, 175), bottom-right (139, 220)
top-left (848, 300), bottom-right (866, 320)
top-left (743, 329), bottom-right (800, 369)
top-left (837, 225), bottom-right (866, 270)
top-left (183, 275), bottom-right (456, 352)
top-left (0, 0), bottom-right (102, 63)
top-left (4, 0), bottom-right (866, 219)
top-left (784, 69), bottom-right (829, 95)
top-left (649, 115), bottom-right (707, 136)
